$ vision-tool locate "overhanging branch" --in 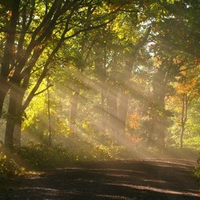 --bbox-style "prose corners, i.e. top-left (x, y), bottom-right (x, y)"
top-left (34, 84), bottom-right (53, 96)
